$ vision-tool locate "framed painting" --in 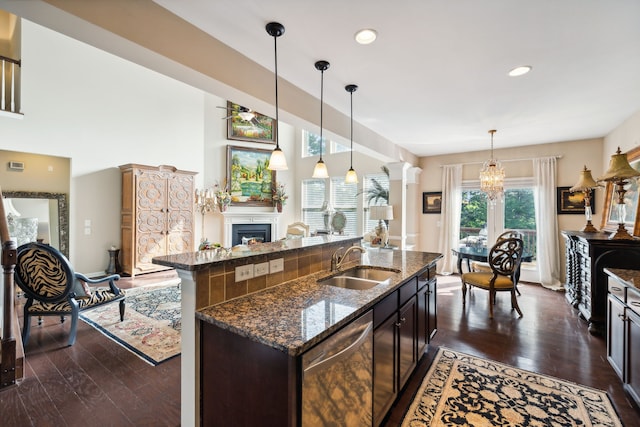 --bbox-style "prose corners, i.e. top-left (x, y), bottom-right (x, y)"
top-left (556, 186), bottom-right (595, 214)
top-left (226, 145), bottom-right (275, 207)
top-left (226, 101), bottom-right (276, 144)
top-left (600, 146), bottom-right (640, 236)
top-left (422, 192), bottom-right (442, 214)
